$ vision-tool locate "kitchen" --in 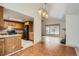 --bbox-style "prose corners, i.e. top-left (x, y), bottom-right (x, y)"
top-left (0, 6), bottom-right (34, 55)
